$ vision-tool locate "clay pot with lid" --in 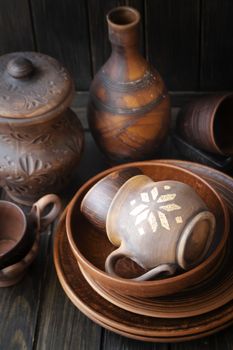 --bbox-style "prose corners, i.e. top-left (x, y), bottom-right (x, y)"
top-left (87, 6), bottom-right (171, 162)
top-left (0, 52), bottom-right (84, 205)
